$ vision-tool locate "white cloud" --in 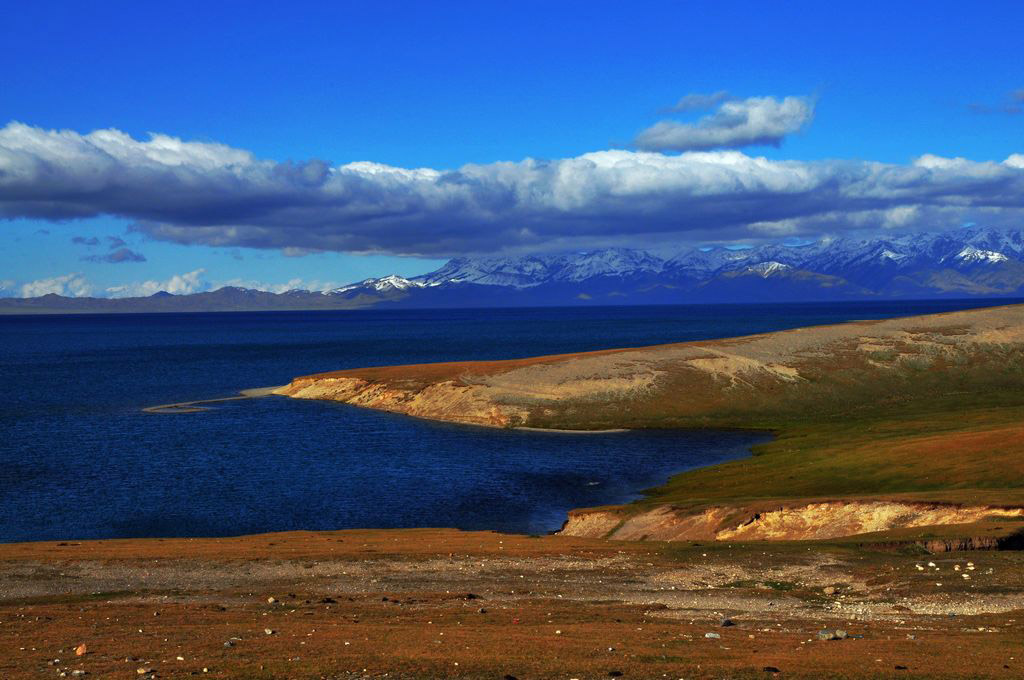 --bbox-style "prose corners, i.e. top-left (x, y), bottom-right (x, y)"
top-left (1005, 153), bottom-right (1024, 169)
top-left (105, 269), bottom-right (206, 298)
top-left (10, 269), bottom-right (345, 299)
top-left (20, 273), bottom-right (93, 298)
top-left (2, 121), bottom-right (1024, 256)
top-left (635, 96), bottom-right (815, 151)
top-left (215, 277), bottom-right (344, 293)
top-left (663, 91), bottom-right (732, 113)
